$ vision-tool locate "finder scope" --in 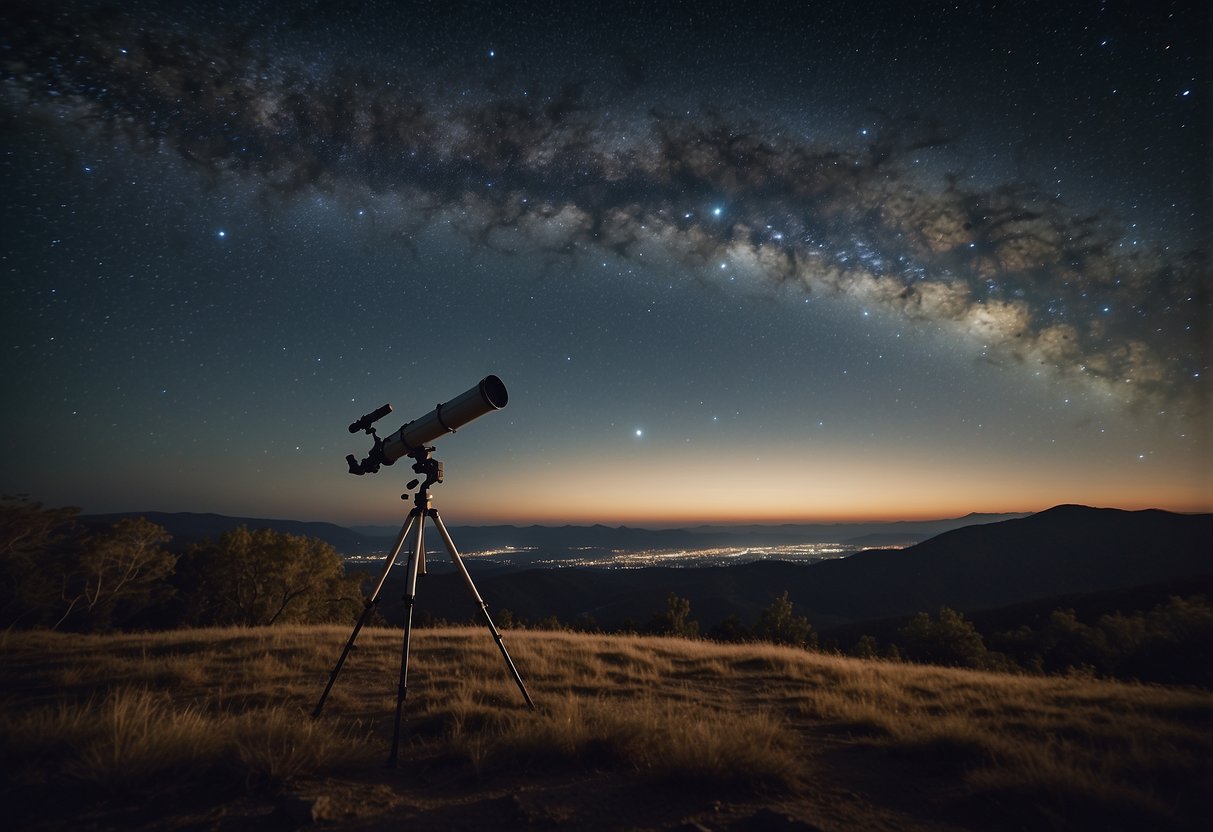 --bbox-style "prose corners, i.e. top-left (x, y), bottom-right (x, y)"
top-left (349, 403), bottom-right (393, 434)
top-left (346, 374), bottom-right (508, 475)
